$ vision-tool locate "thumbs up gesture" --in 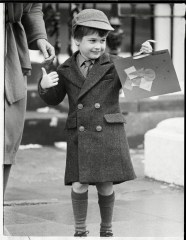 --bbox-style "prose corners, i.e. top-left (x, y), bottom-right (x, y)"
top-left (40, 67), bottom-right (59, 90)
